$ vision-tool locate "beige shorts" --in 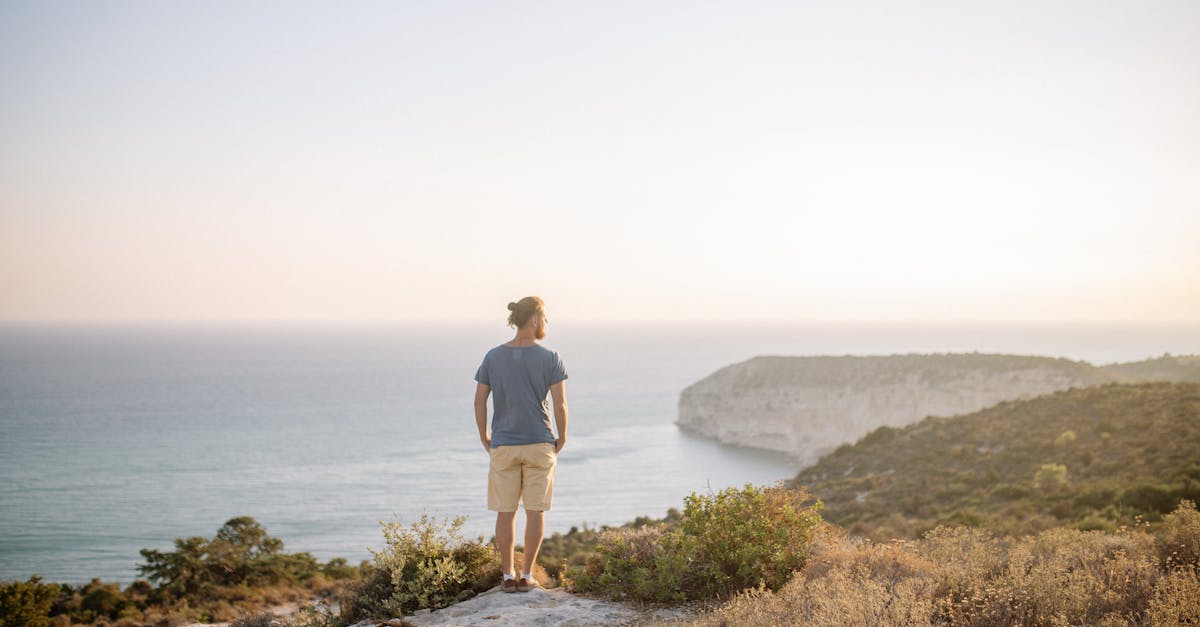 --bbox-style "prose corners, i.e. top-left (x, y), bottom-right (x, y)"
top-left (488, 442), bottom-right (557, 512)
